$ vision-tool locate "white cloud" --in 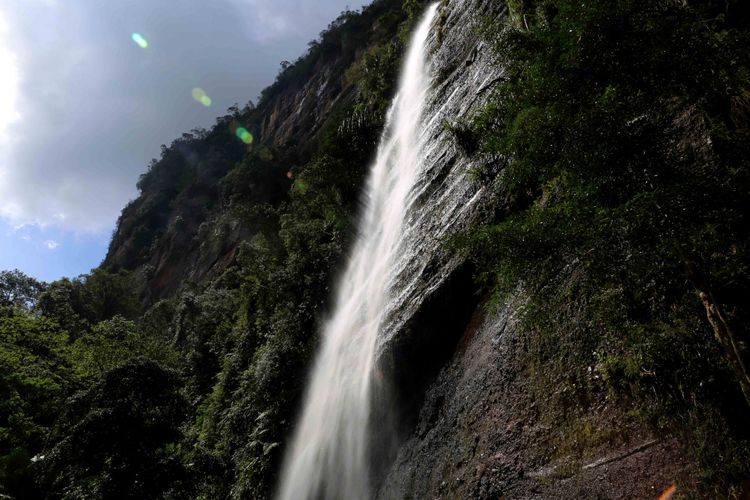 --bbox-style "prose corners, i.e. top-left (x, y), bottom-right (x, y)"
top-left (0, 10), bottom-right (20, 144)
top-left (232, 0), bottom-right (291, 41)
top-left (234, 0), bottom-right (363, 43)
top-left (0, 0), bottom-right (369, 234)
top-left (43, 239), bottom-right (59, 249)
top-left (20, 235), bottom-right (31, 241)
